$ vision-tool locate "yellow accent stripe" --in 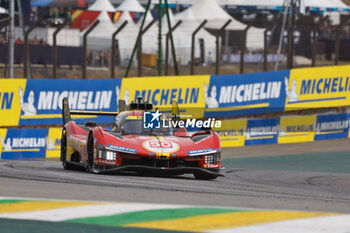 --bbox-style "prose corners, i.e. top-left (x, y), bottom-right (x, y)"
top-left (316, 130), bottom-right (345, 135)
top-left (21, 114), bottom-right (96, 119)
top-left (221, 138), bottom-right (240, 141)
top-left (124, 211), bottom-right (335, 232)
top-left (206, 103), bottom-right (270, 112)
top-left (2, 149), bottom-right (40, 152)
top-left (246, 136), bottom-right (274, 140)
top-left (280, 133), bottom-right (310, 137)
top-left (71, 10), bottom-right (83, 22)
top-left (0, 201), bottom-right (95, 214)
